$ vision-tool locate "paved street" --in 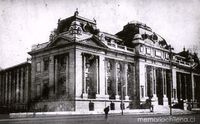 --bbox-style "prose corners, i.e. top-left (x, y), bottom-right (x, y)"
top-left (0, 114), bottom-right (199, 124)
